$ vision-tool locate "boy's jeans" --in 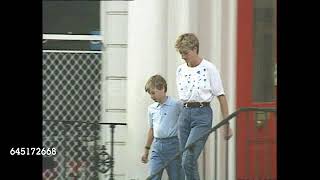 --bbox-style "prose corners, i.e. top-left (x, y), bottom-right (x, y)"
top-left (178, 106), bottom-right (213, 180)
top-left (149, 136), bottom-right (184, 180)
